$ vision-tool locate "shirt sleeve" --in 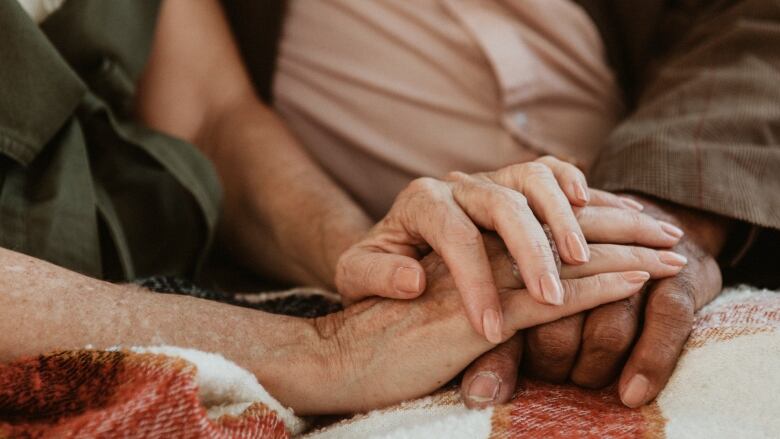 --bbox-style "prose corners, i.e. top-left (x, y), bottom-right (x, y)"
top-left (590, 0), bottom-right (780, 232)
